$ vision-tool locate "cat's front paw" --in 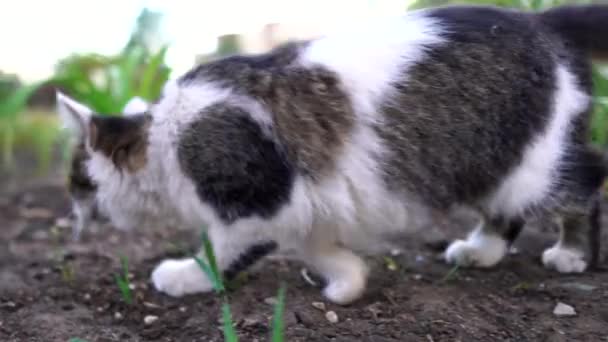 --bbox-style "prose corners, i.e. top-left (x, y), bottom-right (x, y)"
top-left (321, 256), bottom-right (369, 305)
top-left (444, 234), bottom-right (507, 268)
top-left (323, 276), bottom-right (367, 305)
top-left (151, 259), bottom-right (213, 297)
top-left (542, 245), bottom-right (587, 273)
